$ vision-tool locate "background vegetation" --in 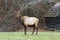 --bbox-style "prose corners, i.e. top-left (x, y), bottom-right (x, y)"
top-left (0, 0), bottom-right (59, 31)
